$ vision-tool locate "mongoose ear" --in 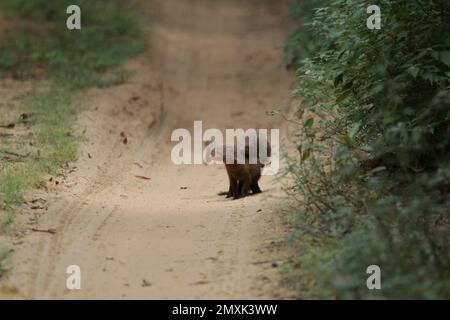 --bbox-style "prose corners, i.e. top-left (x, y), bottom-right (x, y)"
top-left (204, 138), bottom-right (214, 148)
top-left (203, 140), bottom-right (224, 165)
top-left (203, 138), bottom-right (216, 164)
